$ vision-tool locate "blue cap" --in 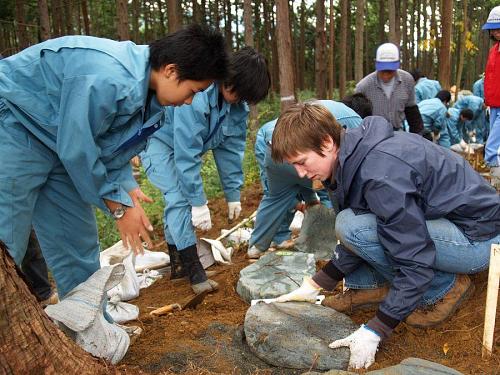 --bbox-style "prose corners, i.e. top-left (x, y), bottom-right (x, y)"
top-left (375, 43), bottom-right (400, 71)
